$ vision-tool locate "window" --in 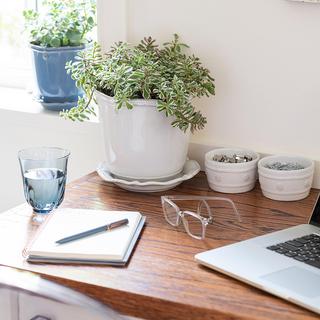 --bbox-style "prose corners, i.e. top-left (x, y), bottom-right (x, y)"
top-left (0, 1), bottom-right (36, 89)
top-left (0, 0), bottom-right (96, 90)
